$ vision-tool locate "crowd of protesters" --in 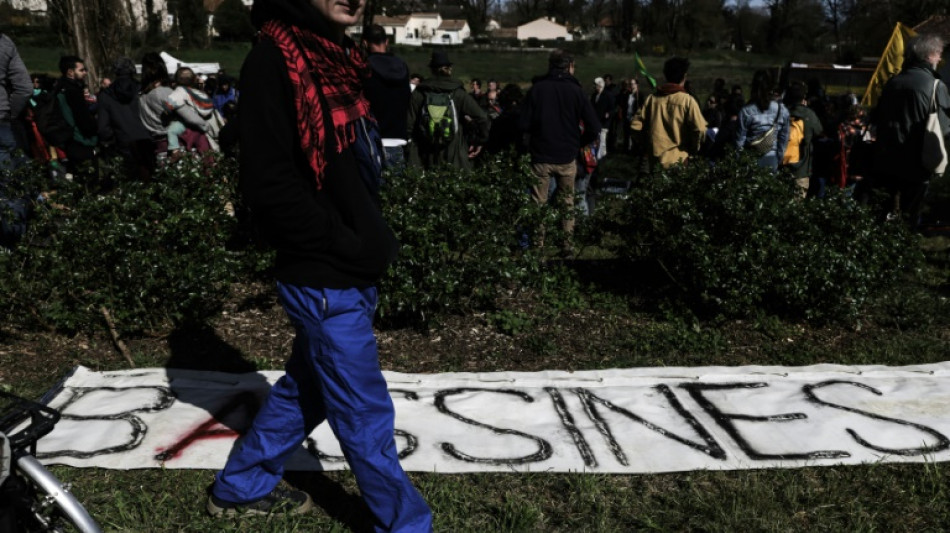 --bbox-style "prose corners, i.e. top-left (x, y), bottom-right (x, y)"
top-left (2, 29), bottom-right (946, 249)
